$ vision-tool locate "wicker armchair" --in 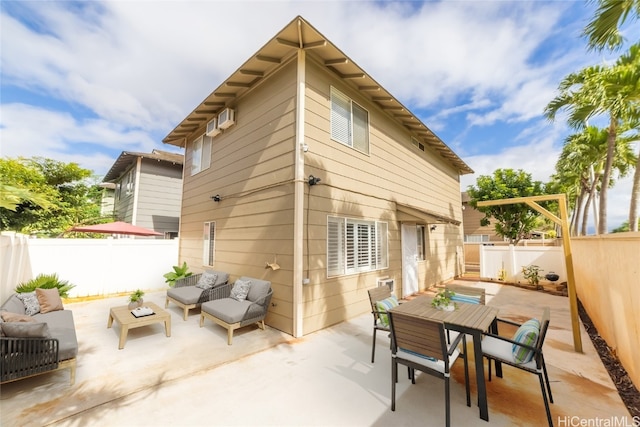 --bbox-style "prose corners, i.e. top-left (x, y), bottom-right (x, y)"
top-left (165, 270), bottom-right (229, 320)
top-left (200, 277), bottom-right (273, 345)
